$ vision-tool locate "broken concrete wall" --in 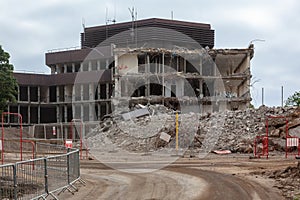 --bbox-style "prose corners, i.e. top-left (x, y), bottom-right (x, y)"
top-left (117, 54), bottom-right (138, 75)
